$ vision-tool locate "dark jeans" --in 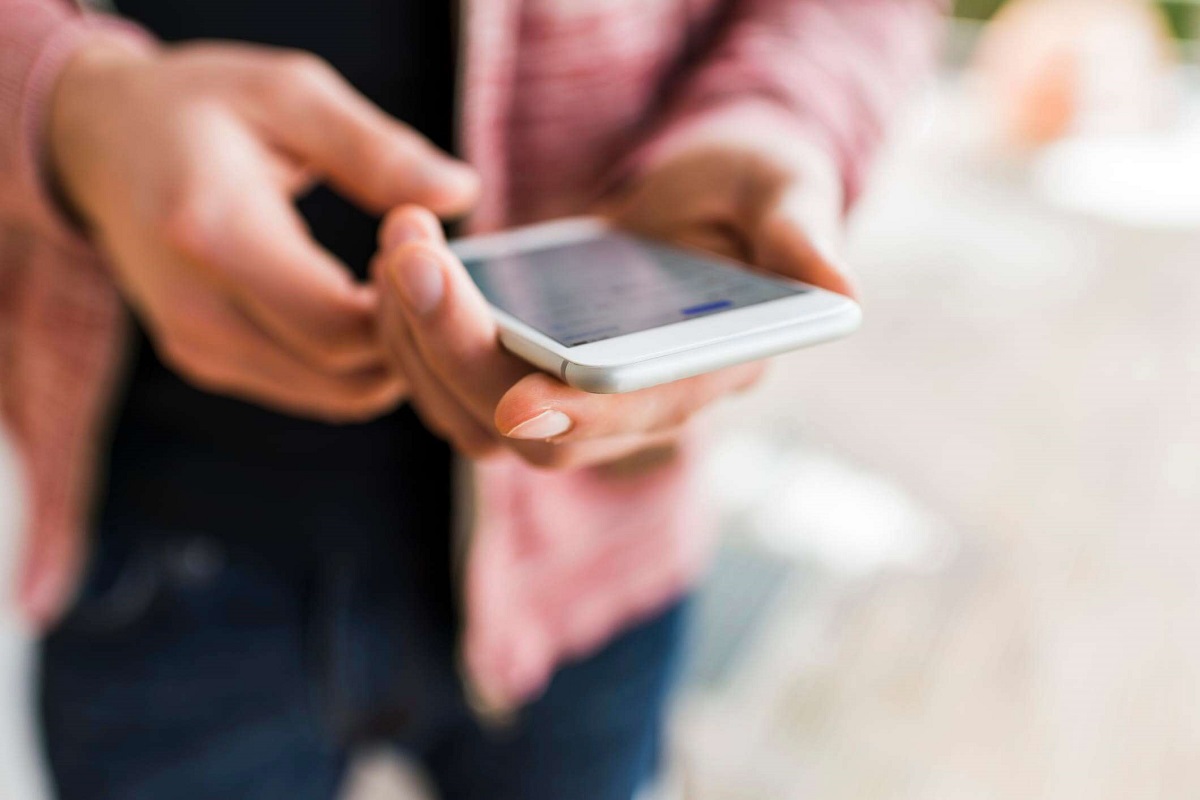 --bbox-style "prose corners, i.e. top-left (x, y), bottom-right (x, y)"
top-left (38, 458), bottom-right (687, 800)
